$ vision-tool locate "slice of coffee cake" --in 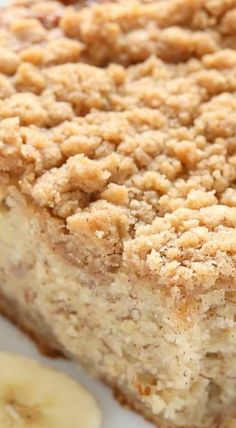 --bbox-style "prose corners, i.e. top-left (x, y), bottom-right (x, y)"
top-left (0, 1), bottom-right (236, 427)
